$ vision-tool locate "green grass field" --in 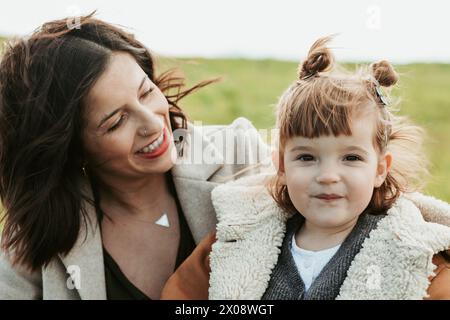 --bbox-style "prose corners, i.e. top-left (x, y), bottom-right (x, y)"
top-left (0, 42), bottom-right (449, 226)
